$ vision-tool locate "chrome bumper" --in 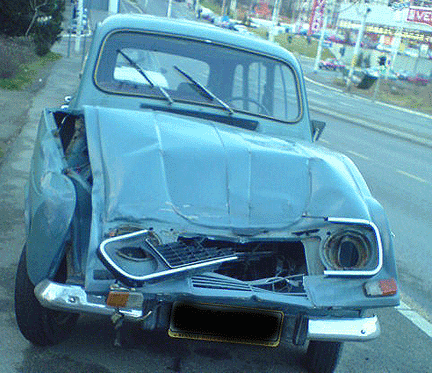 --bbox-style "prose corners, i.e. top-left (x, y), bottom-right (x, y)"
top-left (34, 279), bottom-right (144, 319)
top-left (35, 280), bottom-right (380, 342)
top-left (308, 316), bottom-right (380, 341)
